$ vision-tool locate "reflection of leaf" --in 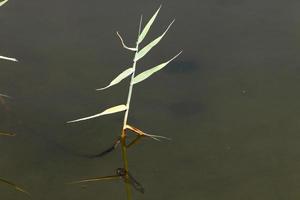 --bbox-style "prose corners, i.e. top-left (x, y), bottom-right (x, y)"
top-left (0, 0), bottom-right (9, 7)
top-left (137, 5), bottom-right (161, 44)
top-left (134, 20), bottom-right (174, 62)
top-left (67, 105), bottom-right (127, 123)
top-left (69, 175), bottom-right (120, 184)
top-left (0, 55), bottom-right (18, 62)
top-left (133, 51), bottom-right (182, 84)
top-left (96, 68), bottom-right (133, 91)
top-left (0, 177), bottom-right (30, 196)
top-left (0, 94), bottom-right (11, 98)
top-left (0, 132), bottom-right (15, 137)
